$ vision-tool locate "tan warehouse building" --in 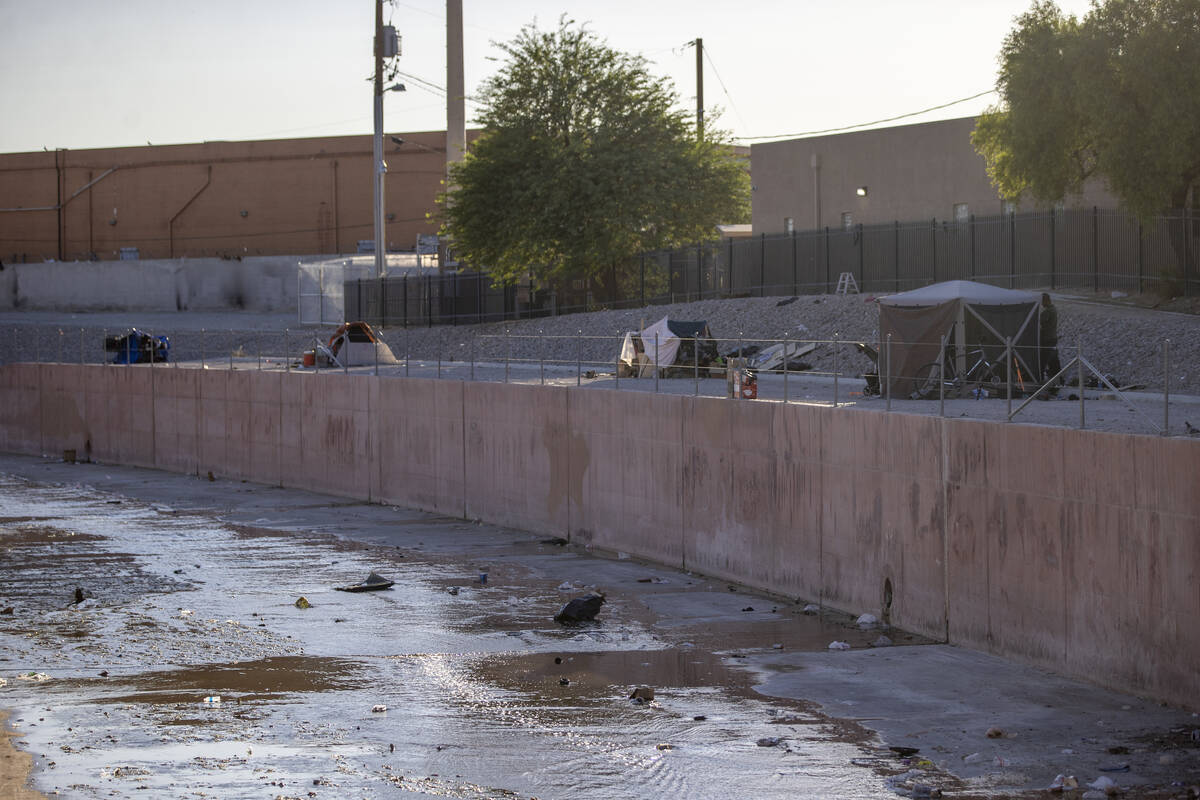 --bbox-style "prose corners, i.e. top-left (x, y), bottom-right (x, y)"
top-left (0, 131), bottom-right (461, 263)
top-left (750, 116), bottom-right (1116, 235)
